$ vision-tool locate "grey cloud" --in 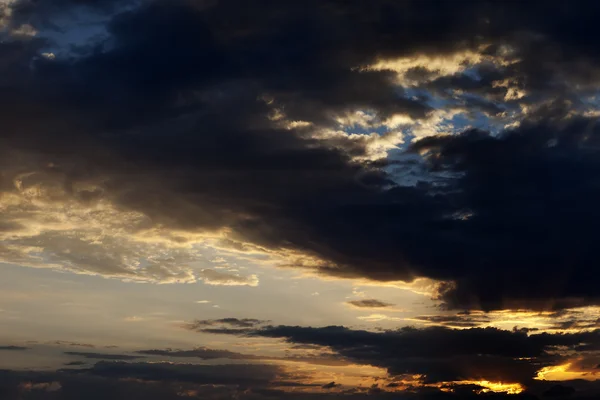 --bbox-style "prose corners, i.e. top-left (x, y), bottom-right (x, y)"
top-left (51, 341), bottom-right (95, 348)
top-left (64, 351), bottom-right (143, 360)
top-left (346, 299), bottom-right (394, 308)
top-left (0, 346), bottom-right (28, 351)
top-left (63, 361), bottom-right (87, 366)
top-left (136, 346), bottom-right (351, 367)
top-left (187, 318), bottom-right (269, 329)
top-left (136, 347), bottom-right (263, 360)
